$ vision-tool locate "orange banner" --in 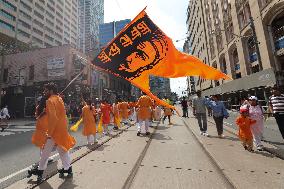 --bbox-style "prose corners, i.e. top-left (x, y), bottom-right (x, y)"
top-left (92, 8), bottom-right (231, 109)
